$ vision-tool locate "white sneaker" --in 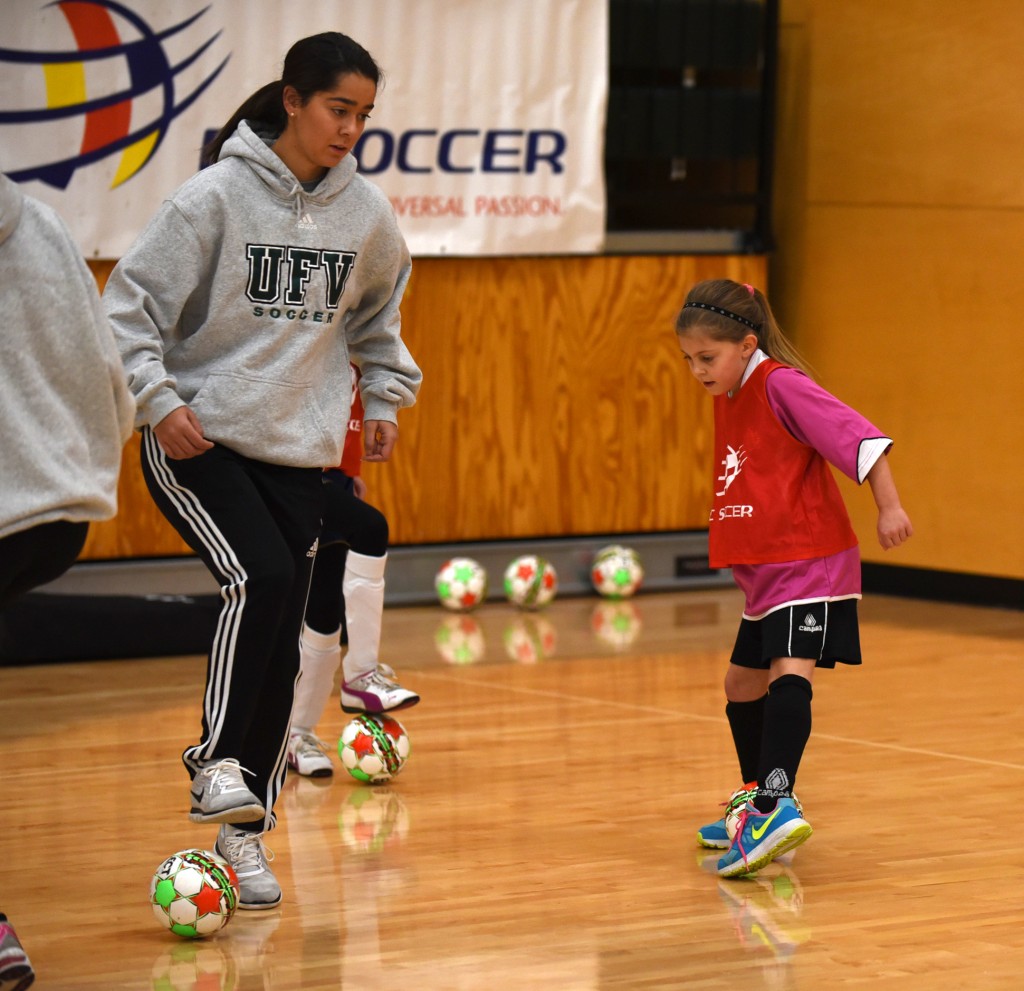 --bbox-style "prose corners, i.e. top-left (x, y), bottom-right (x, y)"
top-left (215, 825), bottom-right (282, 910)
top-left (341, 668), bottom-right (420, 714)
top-left (286, 731), bottom-right (333, 778)
top-left (189, 758), bottom-right (265, 824)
